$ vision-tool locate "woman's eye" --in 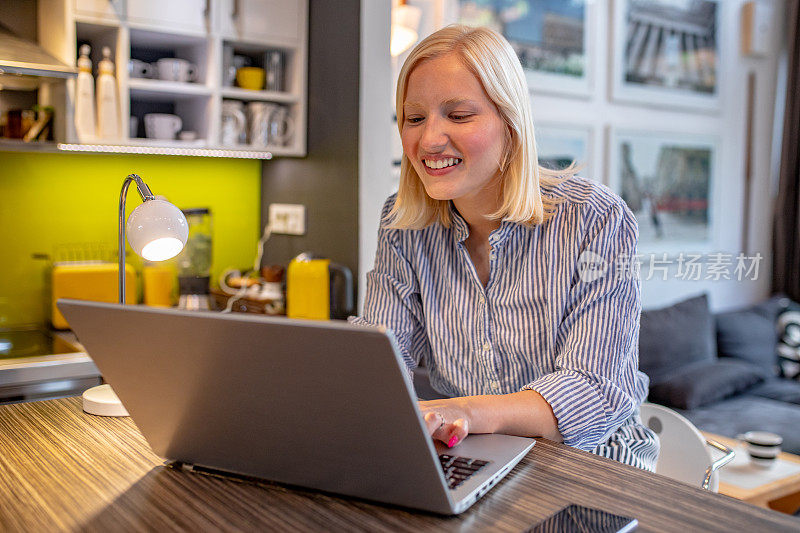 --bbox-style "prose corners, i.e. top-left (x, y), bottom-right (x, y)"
top-left (450, 114), bottom-right (472, 121)
top-left (406, 116), bottom-right (423, 124)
